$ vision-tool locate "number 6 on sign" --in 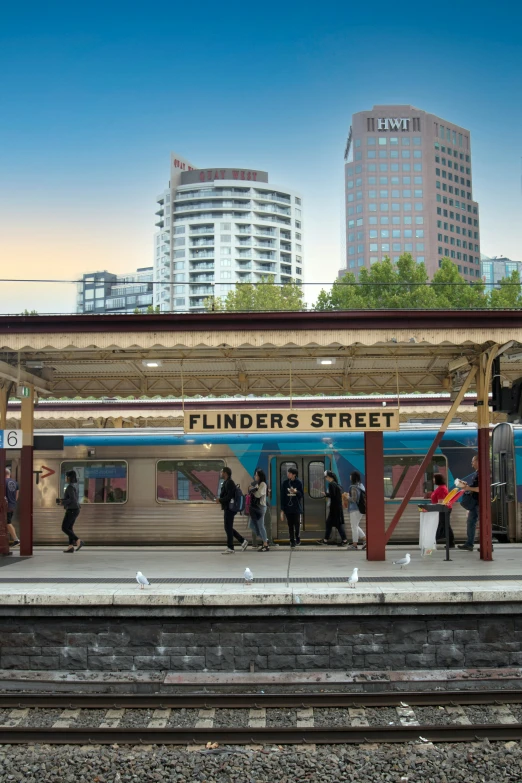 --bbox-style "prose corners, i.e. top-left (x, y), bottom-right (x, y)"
top-left (0, 430), bottom-right (23, 449)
